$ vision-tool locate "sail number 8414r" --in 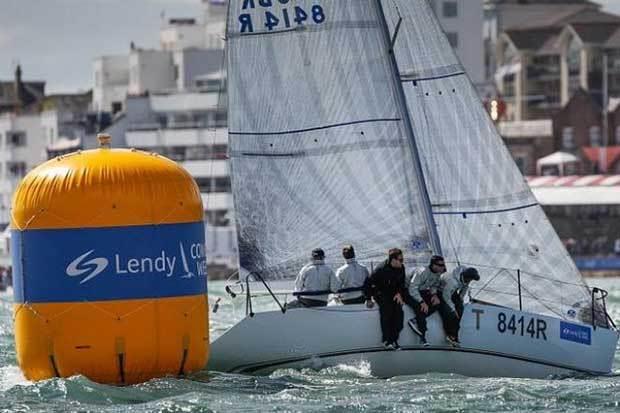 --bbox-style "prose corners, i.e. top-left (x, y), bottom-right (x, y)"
top-left (239, 3), bottom-right (326, 33)
top-left (497, 312), bottom-right (547, 340)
